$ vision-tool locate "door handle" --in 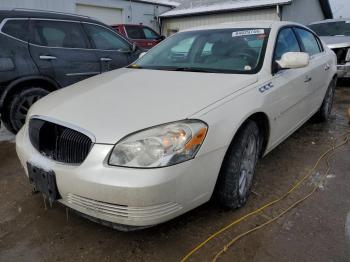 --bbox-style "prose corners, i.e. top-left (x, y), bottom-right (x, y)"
top-left (39, 55), bottom-right (57, 60)
top-left (324, 64), bottom-right (330, 71)
top-left (100, 57), bottom-right (112, 62)
top-left (304, 76), bottom-right (312, 83)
